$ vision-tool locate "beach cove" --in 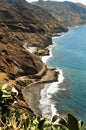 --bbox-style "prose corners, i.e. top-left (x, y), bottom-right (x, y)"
top-left (23, 33), bottom-right (65, 119)
top-left (24, 25), bottom-right (86, 123)
top-left (24, 62), bottom-right (62, 118)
